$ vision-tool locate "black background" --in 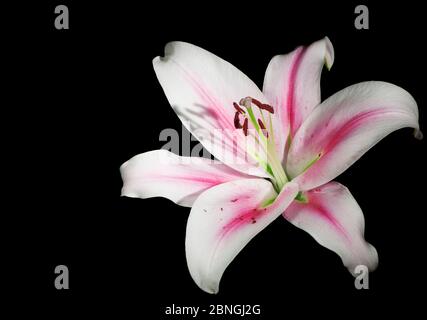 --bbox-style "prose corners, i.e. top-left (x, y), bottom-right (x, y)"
top-left (7, 1), bottom-right (426, 318)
